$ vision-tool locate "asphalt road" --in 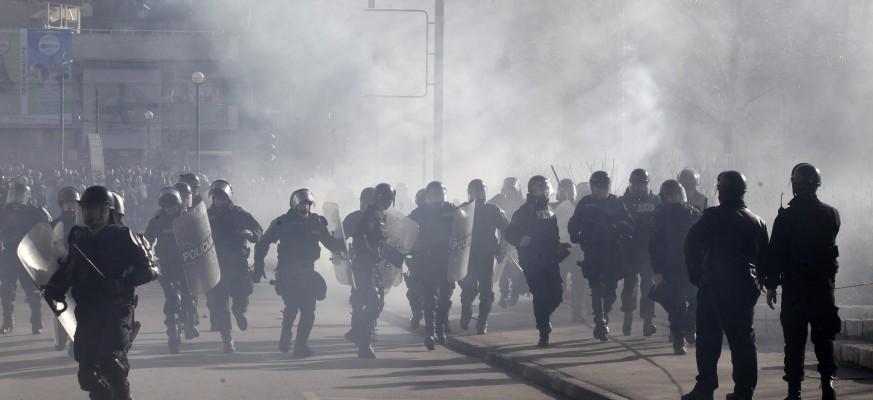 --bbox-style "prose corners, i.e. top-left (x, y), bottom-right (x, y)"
top-left (0, 276), bottom-right (556, 400)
